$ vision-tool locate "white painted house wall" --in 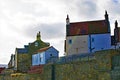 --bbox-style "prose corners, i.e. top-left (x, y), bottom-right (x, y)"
top-left (66, 35), bottom-right (88, 55)
top-left (66, 33), bottom-right (111, 55)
